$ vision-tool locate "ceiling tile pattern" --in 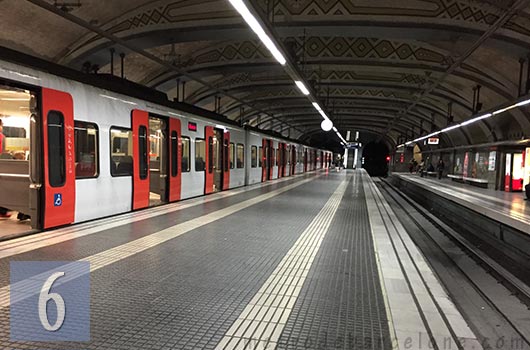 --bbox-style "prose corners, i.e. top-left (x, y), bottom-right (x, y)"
top-left (1, 0), bottom-right (530, 148)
